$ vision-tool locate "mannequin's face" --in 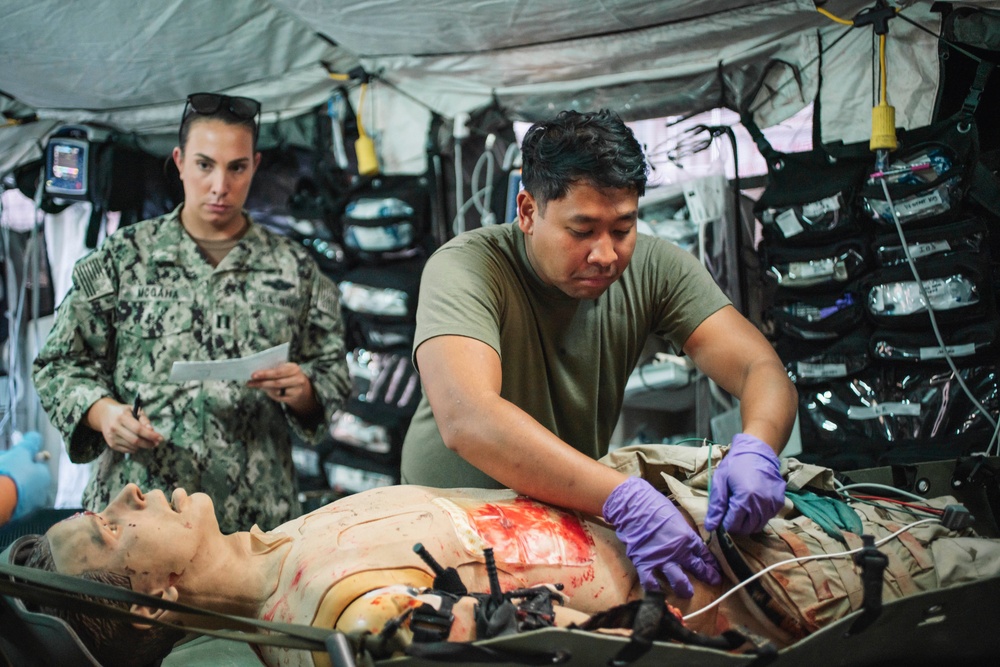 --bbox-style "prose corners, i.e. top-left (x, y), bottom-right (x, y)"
top-left (47, 484), bottom-right (221, 586)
